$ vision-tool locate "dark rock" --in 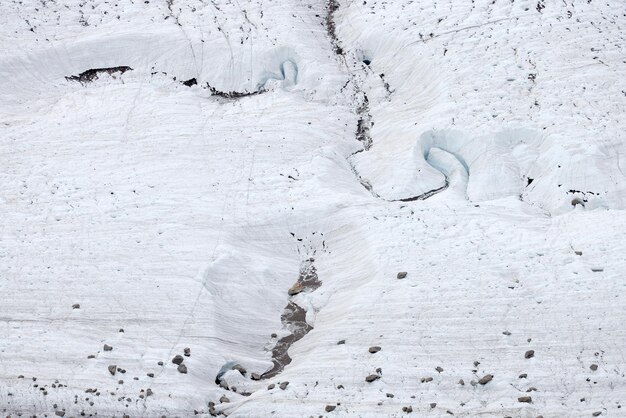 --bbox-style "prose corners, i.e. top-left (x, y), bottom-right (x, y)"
top-left (478, 374), bottom-right (493, 385)
top-left (430, 403), bottom-right (437, 408)
top-left (503, 331), bottom-right (511, 335)
top-left (458, 379), bottom-right (465, 385)
top-left (592, 412), bottom-right (602, 417)
top-left (519, 373), bottom-right (528, 378)
top-left (146, 388), bottom-right (153, 397)
top-left (119, 328), bottom-right (124, 333)
top-left (435, 366), bottom-right (444, 373)
top-left (219, 395), bottom-right (230, 403)
top-left (172, 355), bottom-right (184, 365)
top-left (72, 304), bottom-right (80, 309)
top-left (397, 272), bottom-right (407, 279)
top-left (279, 381), bottom-right (289, 390)
top-left (267, 384), bottom-right (275, 390)
top-left (147, 373), bottom-right (154, 378)
top-left (526, 387), bottom-right (537, 392)
top-left (184, 347), bottom-right (191, 357)
top-left (108, 365), bottom-right (116, 376)
top-left (103, 344), bottom-right (113, 351)
top-left (251, 373), bottom-right (261, 380)
top-left (288, 282), bottom-right (304, 296)
top-left (386, 393), bottom-right (394, 398)
top-left (325, 405), bottom-right (336, 412)
top-left (402, 406), bottom-right (413, 413)
top-left (177, 364), bottom-right (188, 374)
top-left (233, 364), bottom-right (247, 375)
top-left (518, 396), bottom-right (532, 403)
top-left (337, 340), bottom-right (346, 345)
top-left (369, 346), bottom-right (381, 354)
top-left (525, 350), bottom-right (535, 359)
top-left (158, 361), bottom-right (164, 366)
top-left (365, 374), bottom-right (380, 383)
top-left (590, 364), bottom-right (598, 371)
top-left (55, 412), bottom-right (65, 417)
